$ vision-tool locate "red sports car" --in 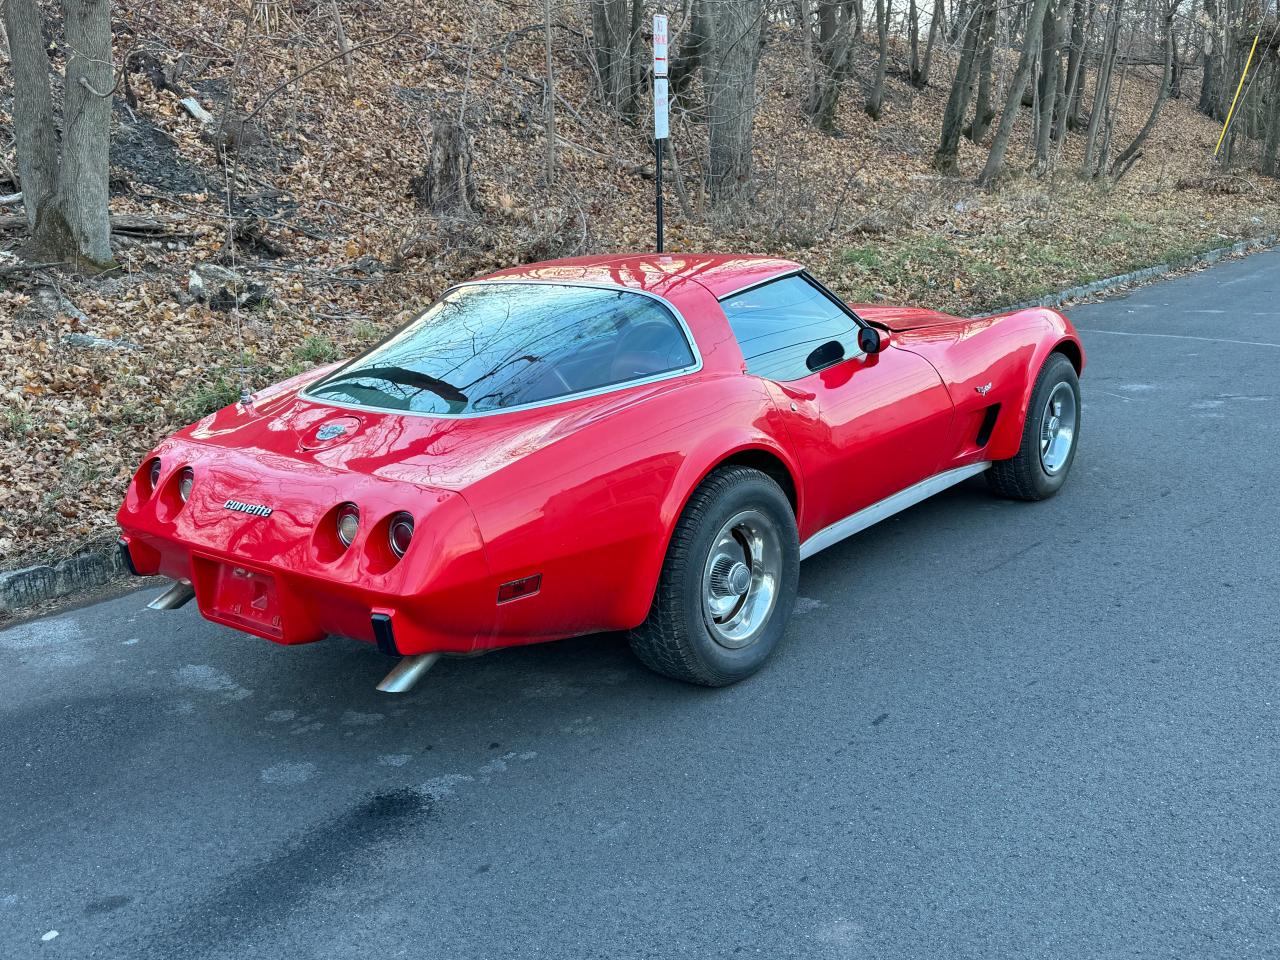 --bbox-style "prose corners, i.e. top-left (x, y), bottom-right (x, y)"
top-left (118, 254), bottom-right (1084, 691)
